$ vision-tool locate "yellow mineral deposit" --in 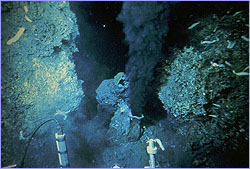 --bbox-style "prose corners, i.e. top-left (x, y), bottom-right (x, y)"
top-left (59, 1), bottom-right (66, 7)
top-left (24, 5), bottom-right (28, 13)
top-left (23, 5), bottom-right (32, 22)
top-left (25, 15), bottom-right (32, 22)
top-left (23, 81), bottom-right (28, 87)
top-left (7, 27), bottom-right (25, 45)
